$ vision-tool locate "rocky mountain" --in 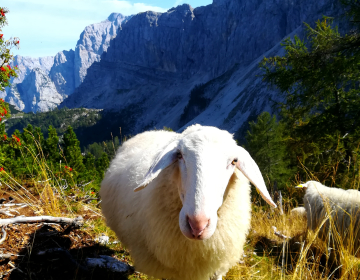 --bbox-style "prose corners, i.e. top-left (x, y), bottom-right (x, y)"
top-left (60, 0), bottom-right (341, 139)
top-left (1, 13), bottom-right (131, 113)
